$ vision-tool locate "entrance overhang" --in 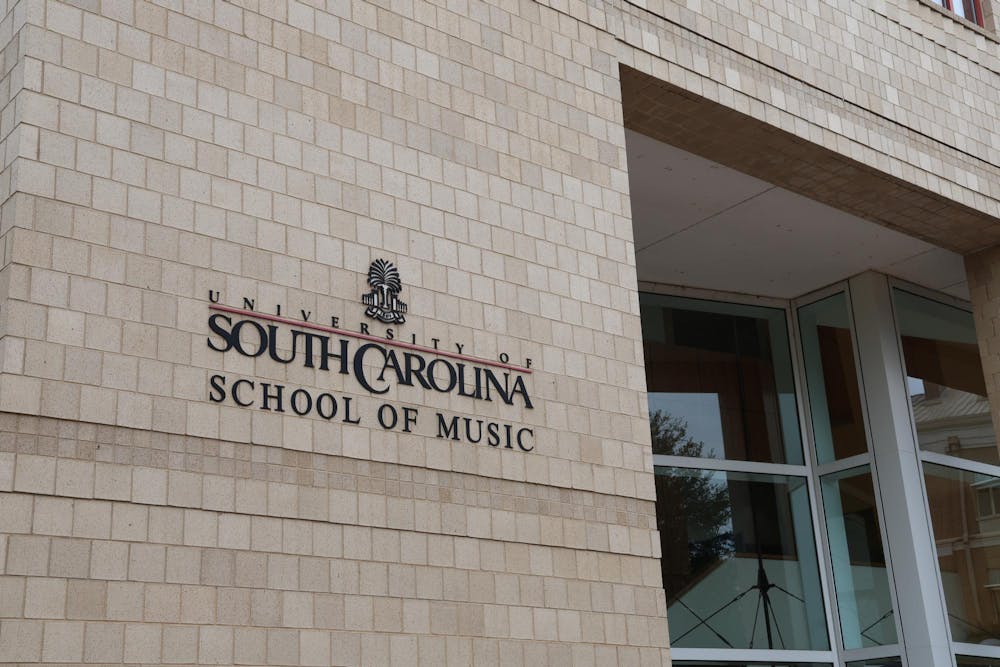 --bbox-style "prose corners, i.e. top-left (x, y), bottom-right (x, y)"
top-left (622, 66), bottom-right (1000, 255)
